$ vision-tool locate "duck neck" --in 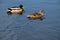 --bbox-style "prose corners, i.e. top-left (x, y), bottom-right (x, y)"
top-left (40, 12), bottom-right (43, 16)
top-left (38, 11), bottom-right (43, 16)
